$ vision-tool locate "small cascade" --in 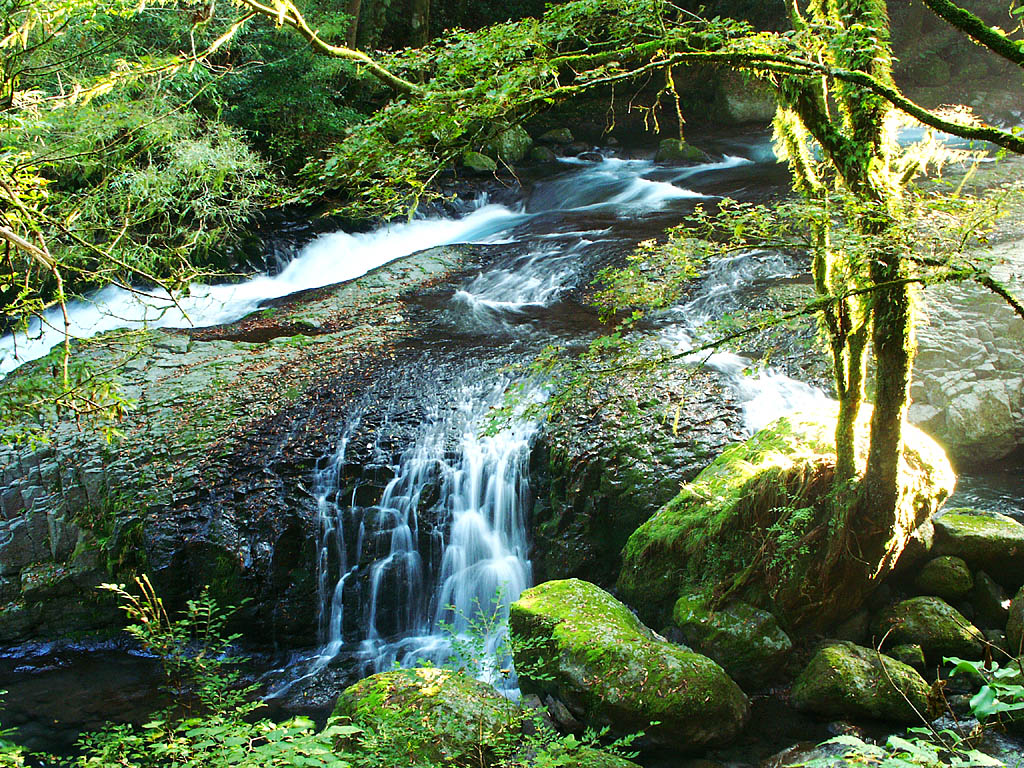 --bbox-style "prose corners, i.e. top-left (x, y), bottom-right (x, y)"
top-left (306, 378), bottom-right (539, 687)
